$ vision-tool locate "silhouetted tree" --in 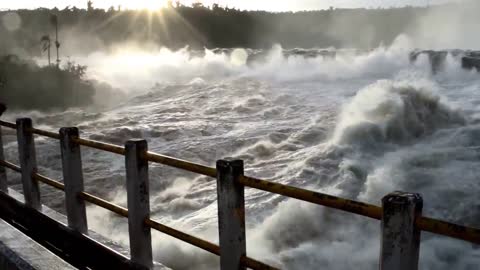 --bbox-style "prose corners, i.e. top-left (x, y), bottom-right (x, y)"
top-left (50, 14), bottom-right (60, 66)
top-left (0, 55), bottom-right (95, 110)
top-left (192, 2), bottom-right (205, 9)
top-left (0, 1), bottom-right (479, 53)
top-left (64, 59), bottom-right (87, 79)
top-left (40, 35), bottom-right (51, 65)
top-left (87, 1), bottom-right (93, 12)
